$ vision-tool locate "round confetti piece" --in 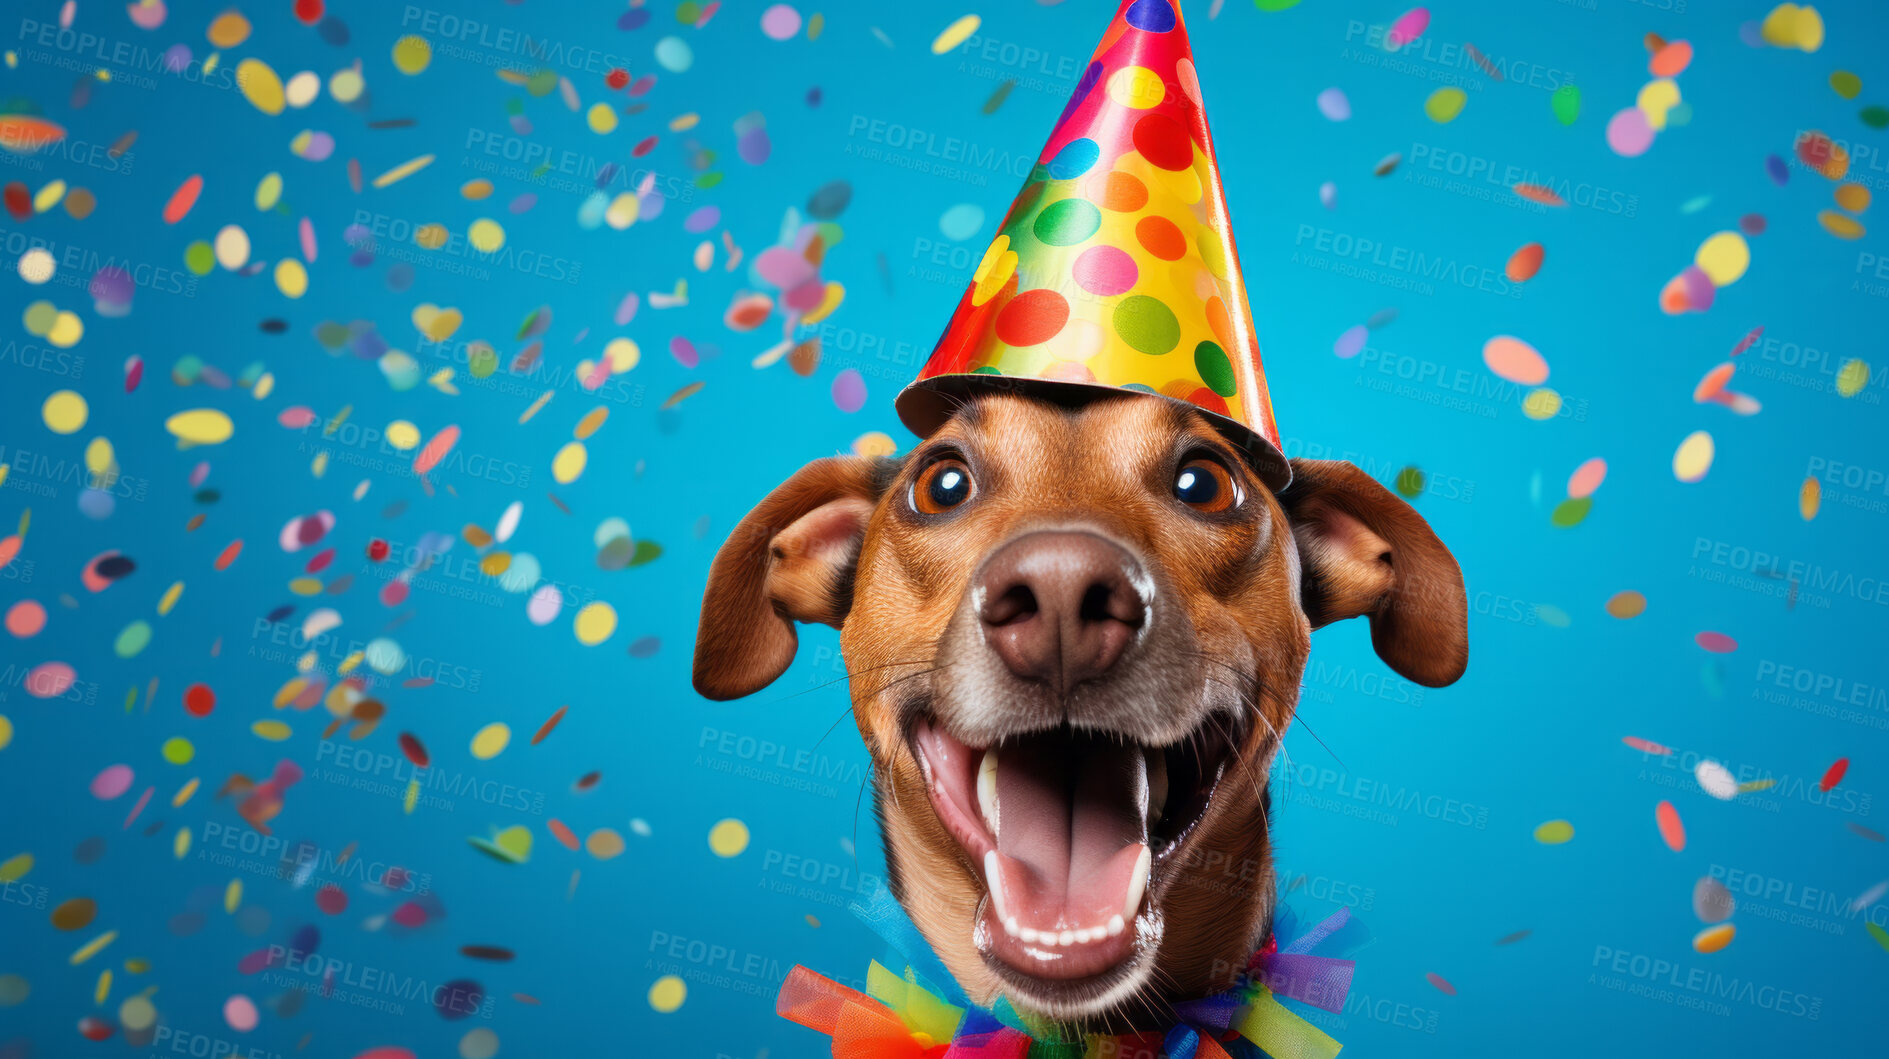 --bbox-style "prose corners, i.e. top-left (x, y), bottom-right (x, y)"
top-left (586, 103), bottom-right (618, 134)
top-left (1605, 107), bottom-right (1653, 157)
top-left (1835, 358), bottom-right (1870, 396)
top-left (392, 35), bottom-right (431, 74)
top-left (214, 225), bottom-right (251, 271)
top-left (1655, 801), bottom-right (1686, 851)
top-left (832, 369), bottom-right (867, 413)
top-left (1835, 182), bottom-right (1870, 212)
top-left (91, 764), bottom-right (133, 800)
top-left (470, 723), bottom-right (511, 761)
top-left (1692, 923), bottom-right (1734, 954)
top-left (708, 818), bottom-right (750, 857)
top-left (654, 36), bottom-right (693, 72)
top-left (41, 390), bottom-right (87, 434)
top-left (1482, 336), bottom-right (1548, 385)
top-left (161, 737), bottom-right (193, 765)
top-left (1505, 243), bottom-right (1543, 282)
top-left (459, 1028), bottom-right (500, 1059)
top-left (761, 5), bottom-right (802, 40)
top-left (224, 994), bottom-right (258, 1032)
top-left (586, 828), bottom-right (625, 860)
top-left (1693, 878), bottom-right (1735, 924)
top-left (1566, 458), bottom-right (1606, 499)
top-left (1533, 820), bottom-right (1574, 845)
top-left (1549, 83), bottom-right (1581, 126)
top-left (1315, 87), bottom-right (1350, 122)
top-left (1694, 232), bottom-right (1749, 286)
top-left (25, 662), bottom-right (76, 699)
top-left (18, 247), bottom-right (53, 284)
top-left (1423, 87), bottom-right (1466, 123)
top-left (1549, 497), bottom-right (1590, 527)
top-left (0, 715), bottom-right (10, 750)
top-left (528, 584), bottom-right (563, 626)
top-left (1672, 431), bottom-right (1713, 483)
top-left (1648, 40), bottom-right (1692, 78)
top-left (50, 897), bottom-right (95, 931)
top-left (236, 58), bottom-right (286, 115)
top-left (1, 601), bottom-right (39, 638)
top-left (573, 602), bottom-right (616, 646)
top-left (1605, 591), bottom-right (1646, 619)
top-left (1333, 325), bottom-right (1367, 359)
top-left (1695, 760), bottom-right (1737, 800)
top-left (1521, 388), bottom-right (1561, 420)
top-left (467, 219), bottom-right (505, 252)
top-left (648, 975), bottom-right (686, 1013)
top-left (551, 442), bottom-right (588, 484)
top-left (274, 259), bottom-right (308, 299)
